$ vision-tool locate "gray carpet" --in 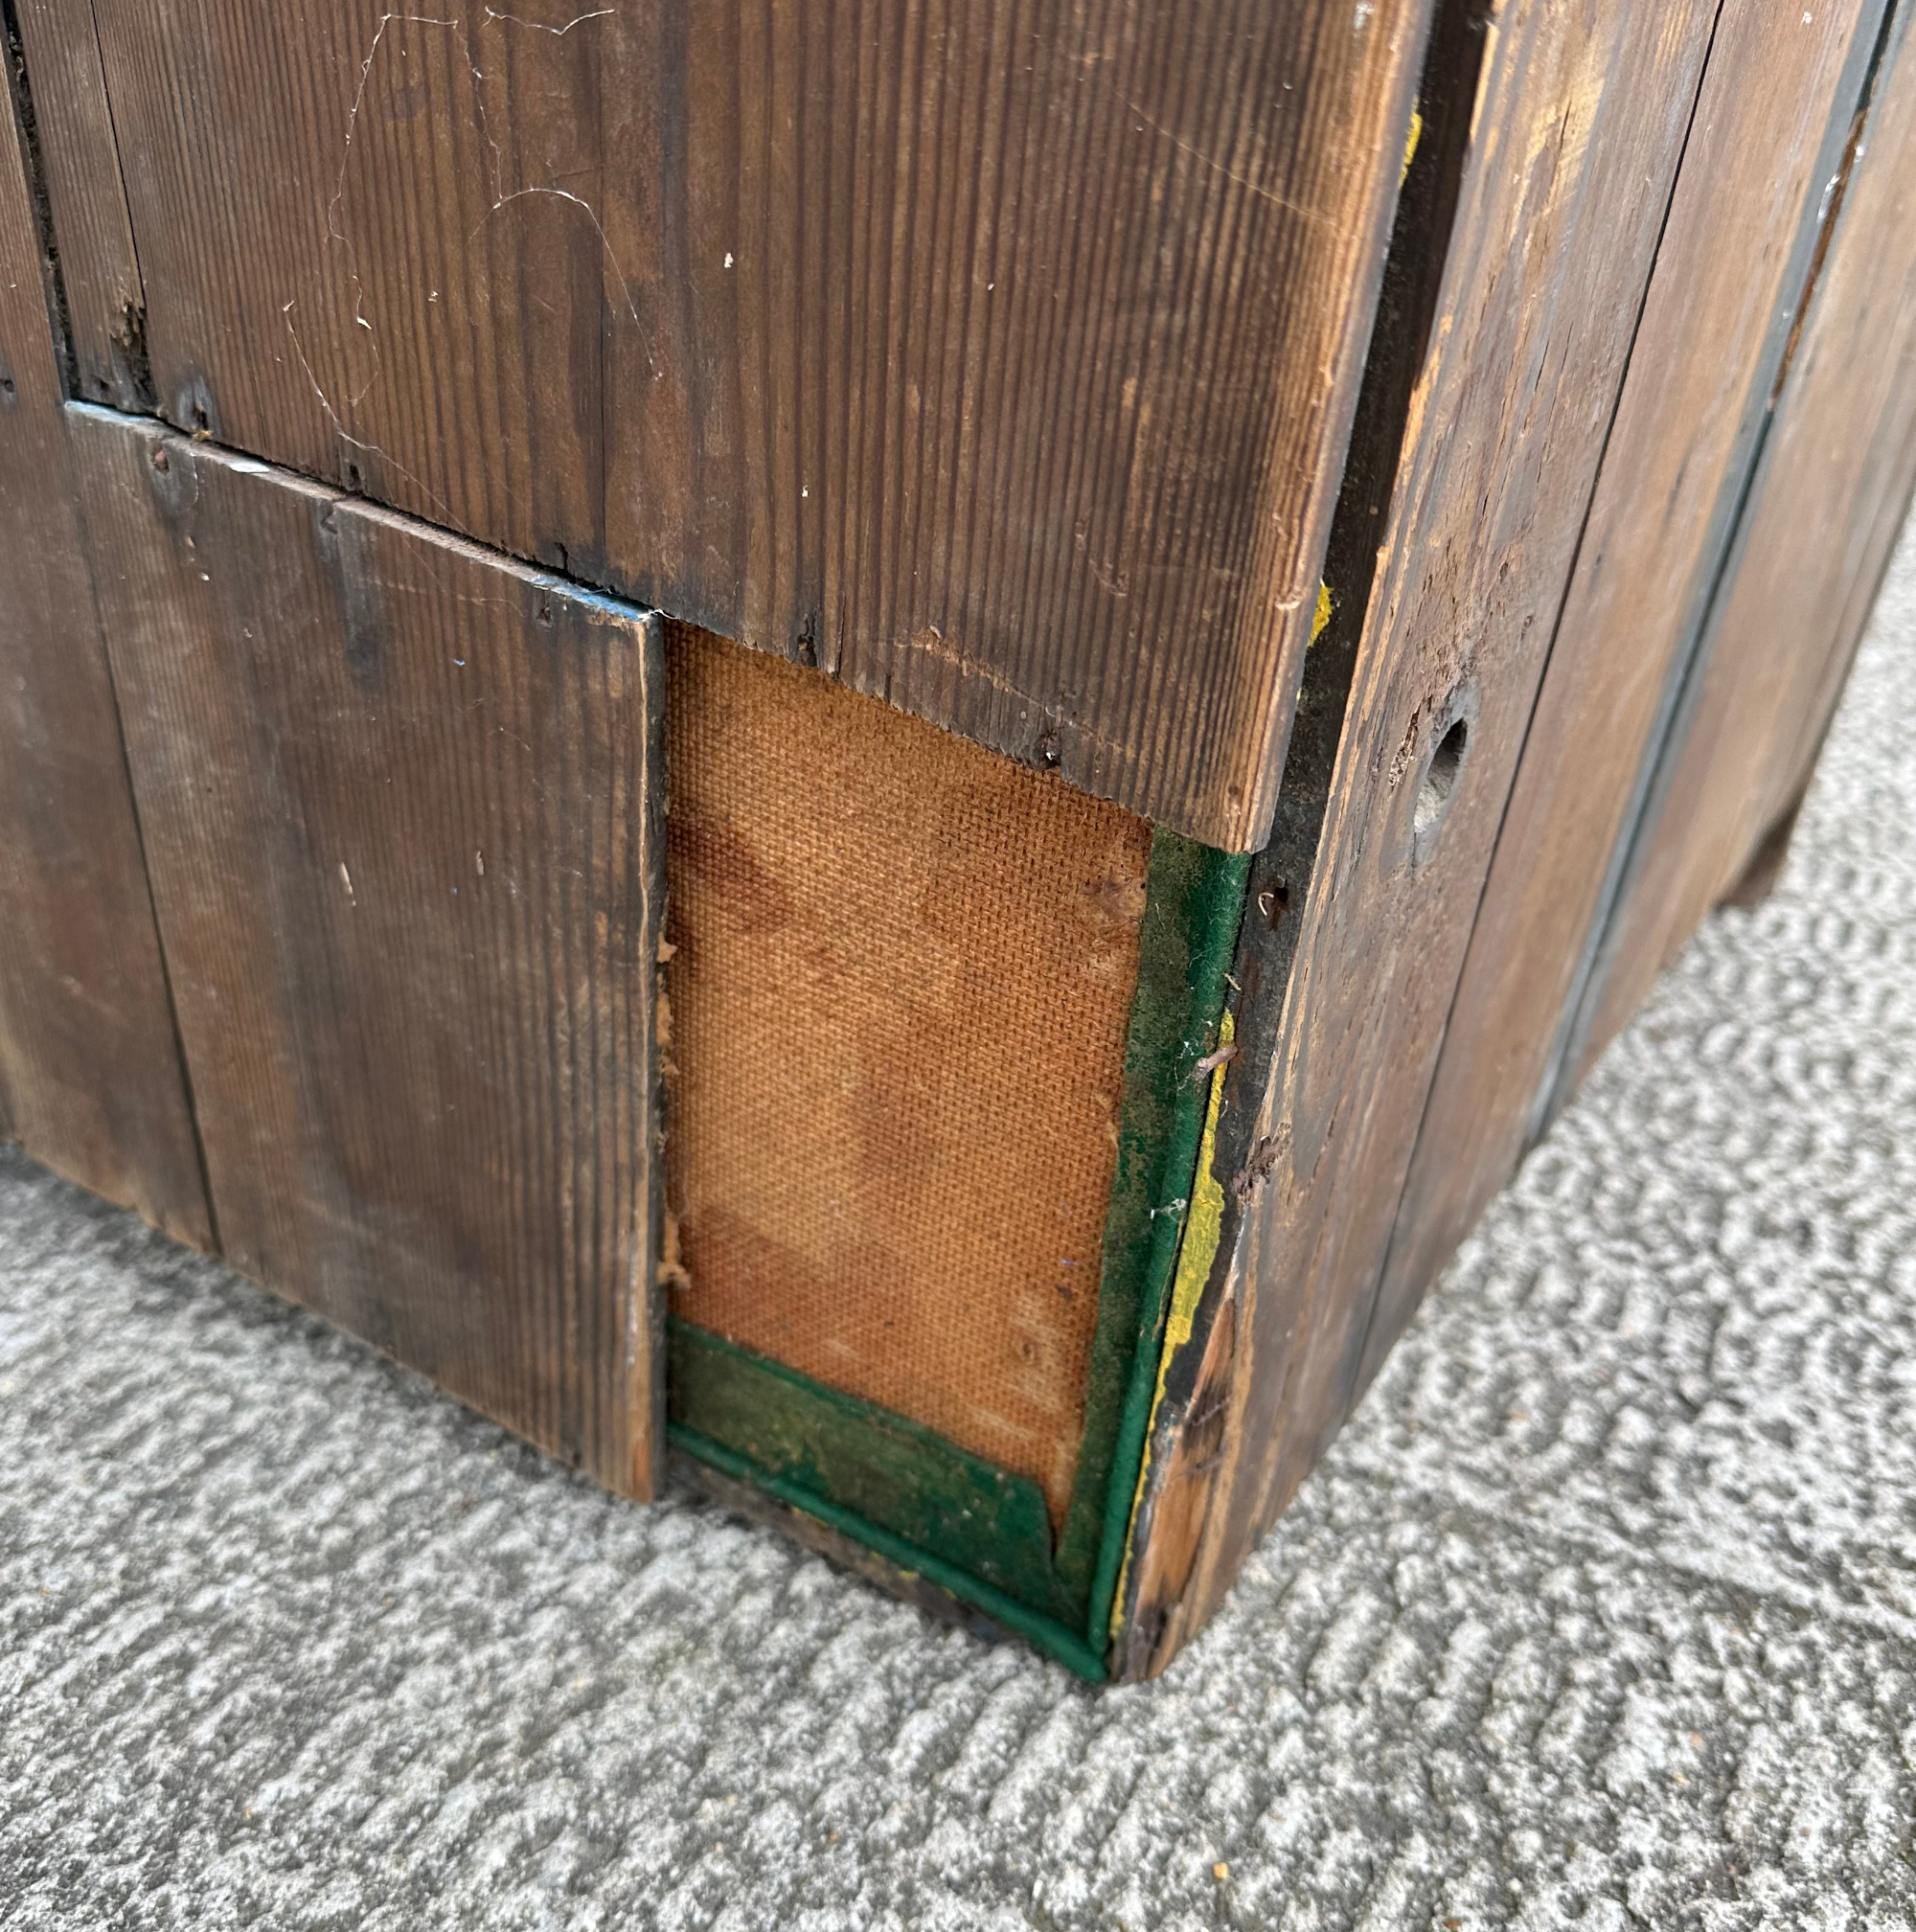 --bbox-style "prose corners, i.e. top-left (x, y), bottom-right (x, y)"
top-left (7, 534), bottom-right (1916, 1932)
